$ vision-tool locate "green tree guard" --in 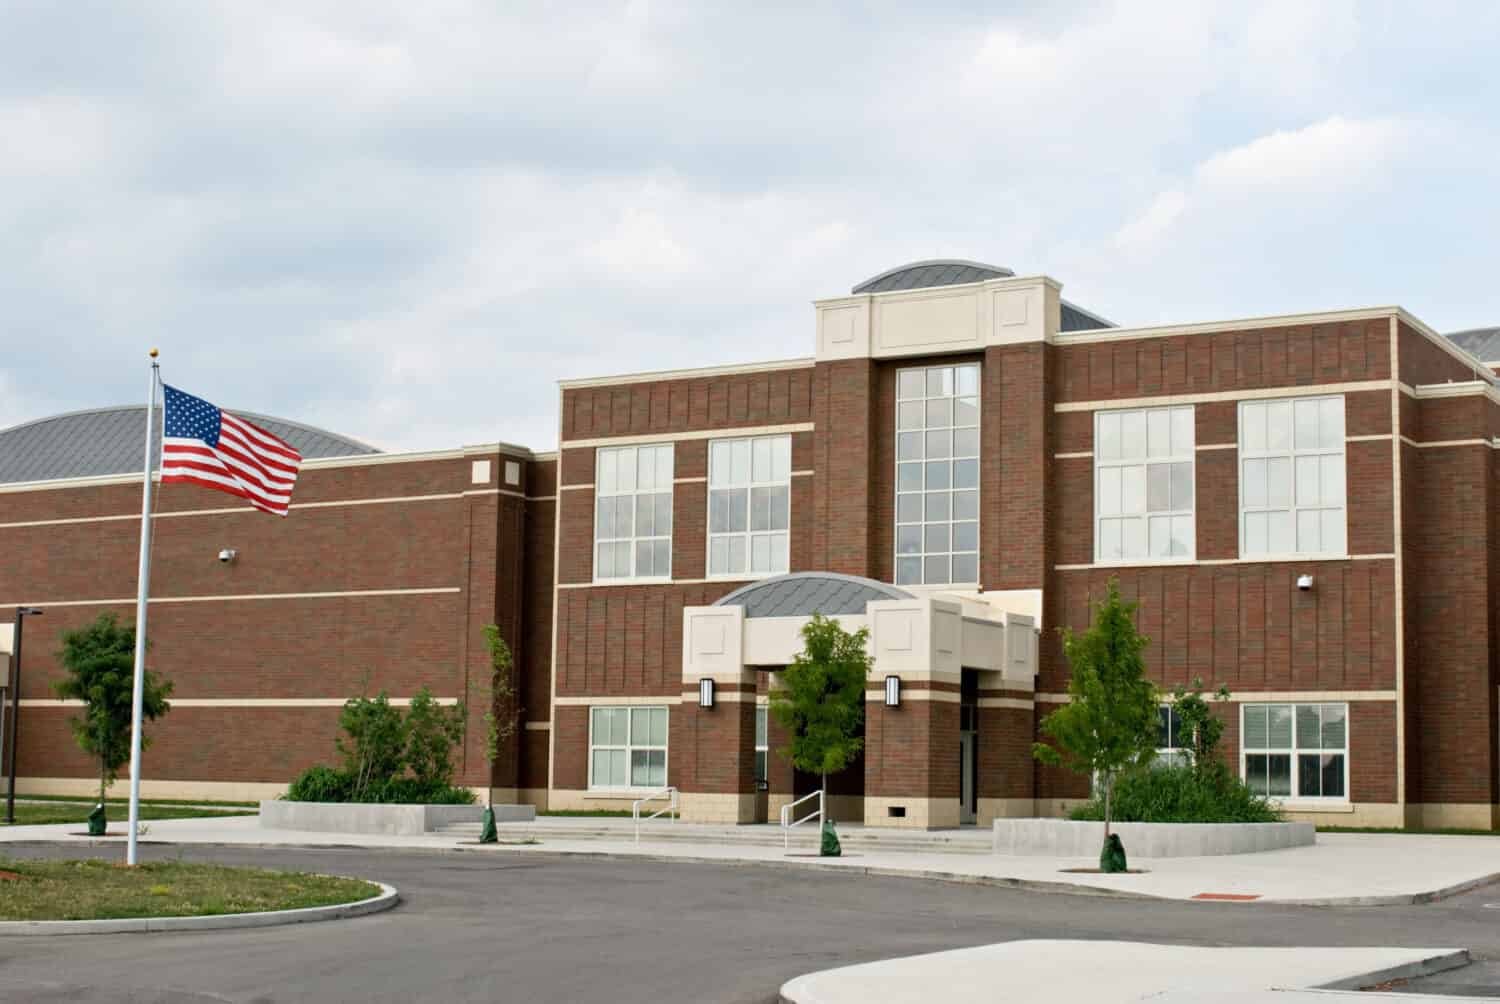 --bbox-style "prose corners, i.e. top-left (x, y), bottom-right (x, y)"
top-left (87, 803), bottom-right (107, 836)
top-left (820, 818), bottom-right (841, 857)
top-left (1100, 833), bottom-right (1127, 873)
top-left (479, 806), bottom-right (498, 844)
